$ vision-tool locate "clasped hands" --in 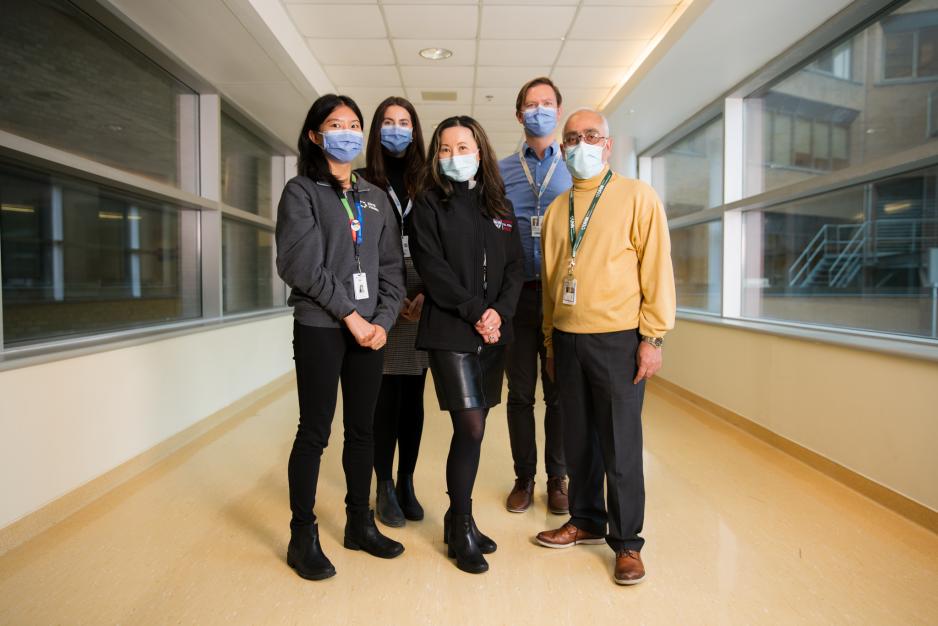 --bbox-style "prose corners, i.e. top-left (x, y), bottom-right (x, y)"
top-left (343, 311), bottom-right (387, 350)
top-left (474, 308), bottom-right (502, 345)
